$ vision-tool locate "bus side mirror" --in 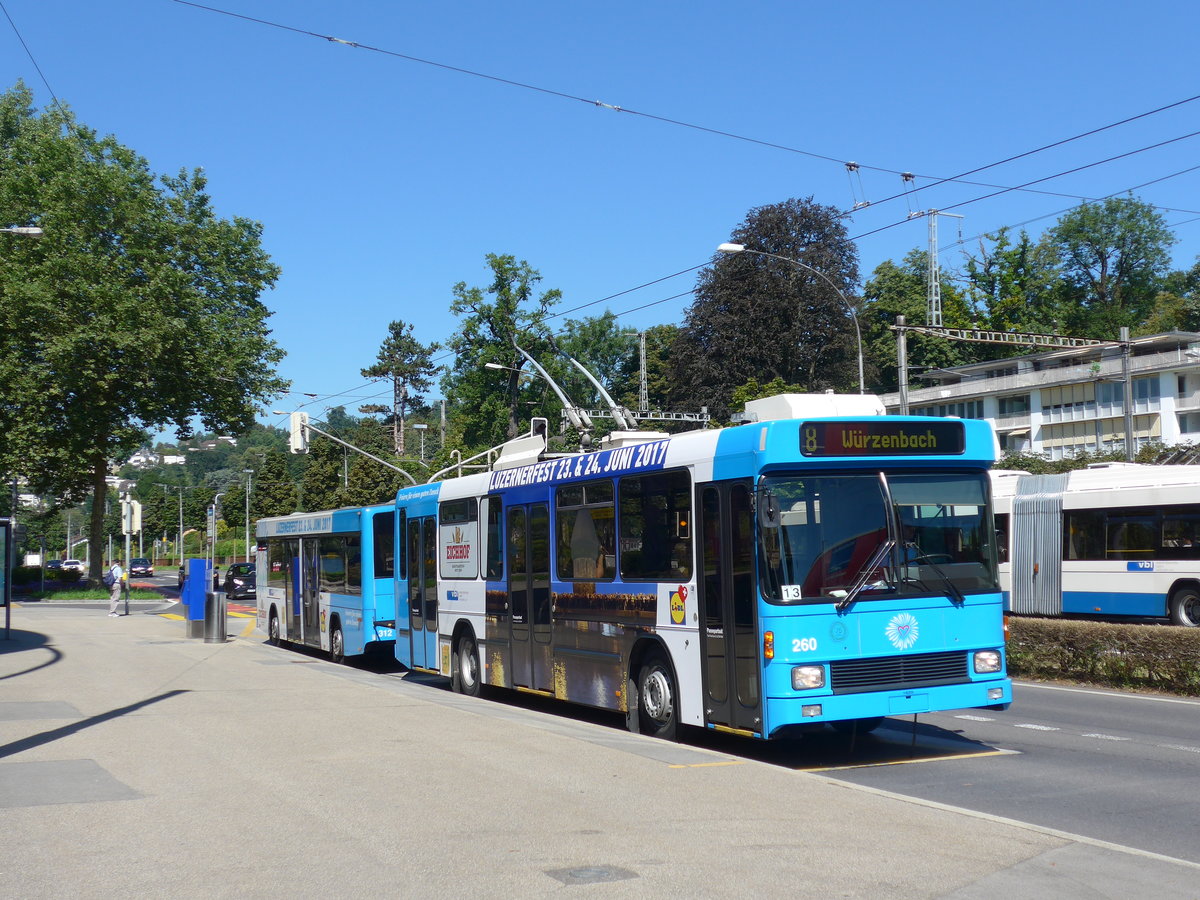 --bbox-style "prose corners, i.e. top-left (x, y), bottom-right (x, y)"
top-left (758, 490), bottom-right (780, 528)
